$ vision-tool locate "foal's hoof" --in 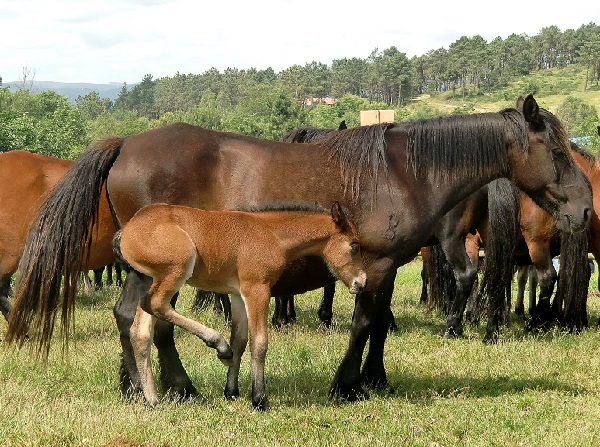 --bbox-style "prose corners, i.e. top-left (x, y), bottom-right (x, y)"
top-left (217, 348), bottom-right (234, 367)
